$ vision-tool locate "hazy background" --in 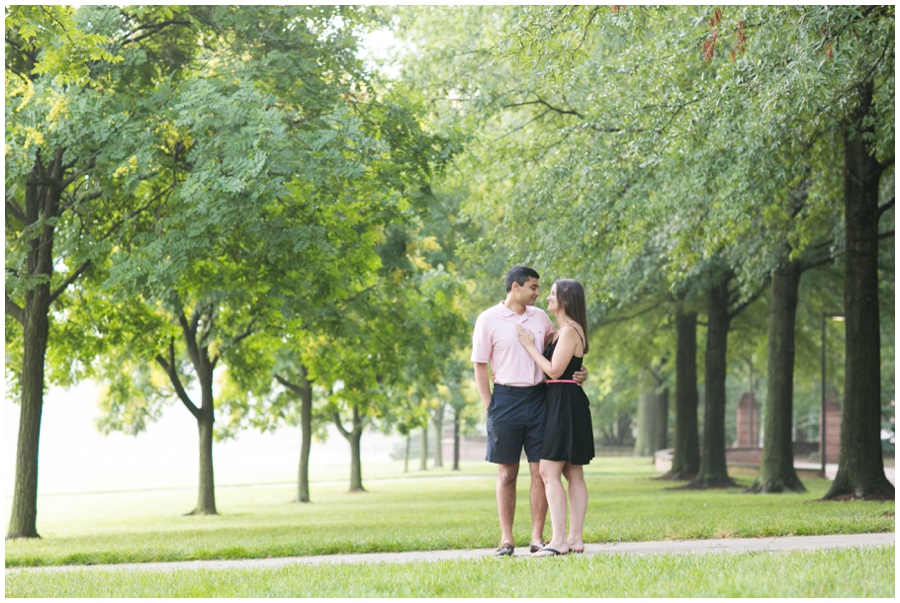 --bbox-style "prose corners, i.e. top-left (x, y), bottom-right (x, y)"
top-left (4, 381), bottom-right (401, 497)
